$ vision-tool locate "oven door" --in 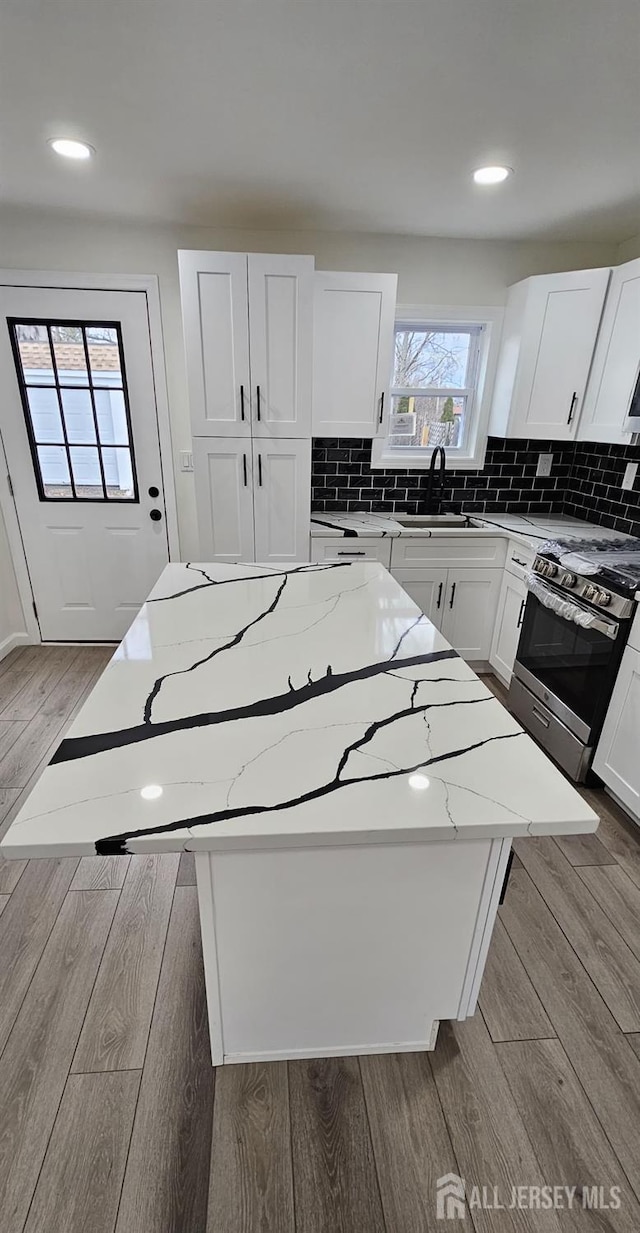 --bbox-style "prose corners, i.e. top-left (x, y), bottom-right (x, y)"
top-left (513, 579), bottom-right (625, 742)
